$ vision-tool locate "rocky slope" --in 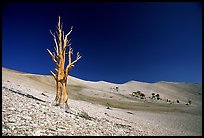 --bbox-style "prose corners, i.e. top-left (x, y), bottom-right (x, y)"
top-left (2, 67), bottom-right (202, 136)
top-left (2, 80), bottom-right (146, 136)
